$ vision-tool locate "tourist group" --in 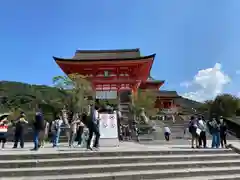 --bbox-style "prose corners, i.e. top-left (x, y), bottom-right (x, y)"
top-left (188, 116), bottom-right (228, 149)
